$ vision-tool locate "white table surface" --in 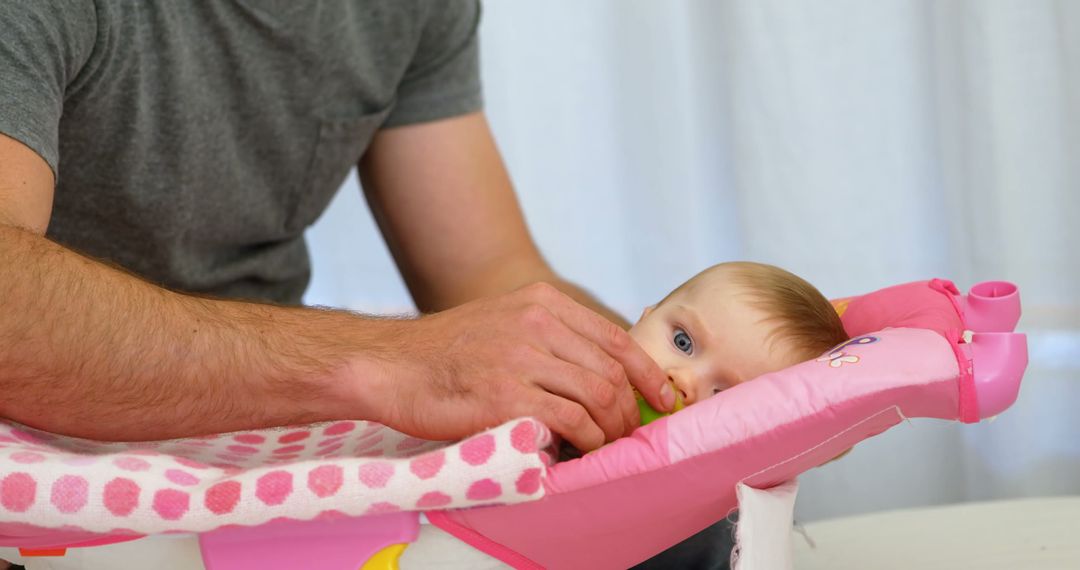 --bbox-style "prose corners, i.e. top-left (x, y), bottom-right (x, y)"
top-left (794, 496), bottom-right (1080, 570)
